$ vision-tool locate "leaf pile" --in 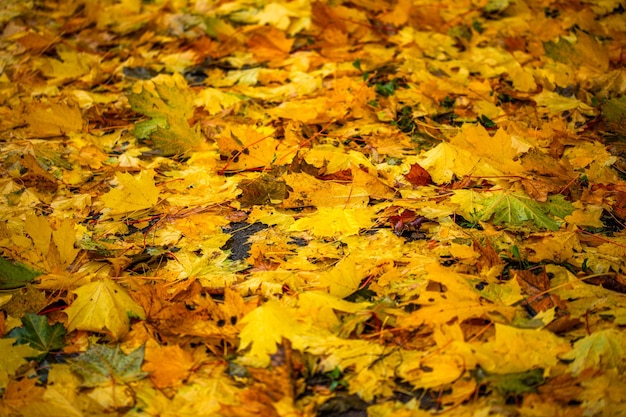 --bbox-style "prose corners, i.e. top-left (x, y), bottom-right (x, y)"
top-left (1, 0), bottom-right (626, 416)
